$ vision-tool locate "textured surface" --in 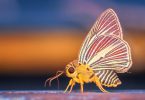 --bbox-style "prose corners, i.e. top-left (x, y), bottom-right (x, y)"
top-left (0, 90), bottom-right (145, 100)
